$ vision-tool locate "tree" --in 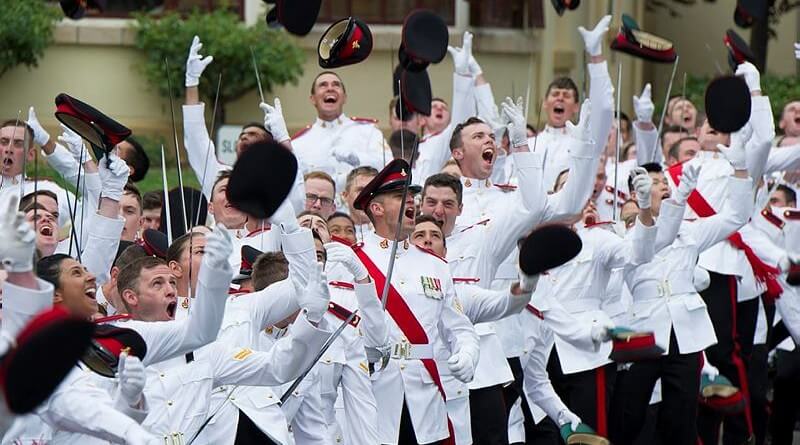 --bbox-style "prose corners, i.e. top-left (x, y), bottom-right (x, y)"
top-left (646, 0), bottom-right (800, 72)
top-left (0, 0), bottom-right (61, 77)
top-left (134, 6), bottom-right (305, 125)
